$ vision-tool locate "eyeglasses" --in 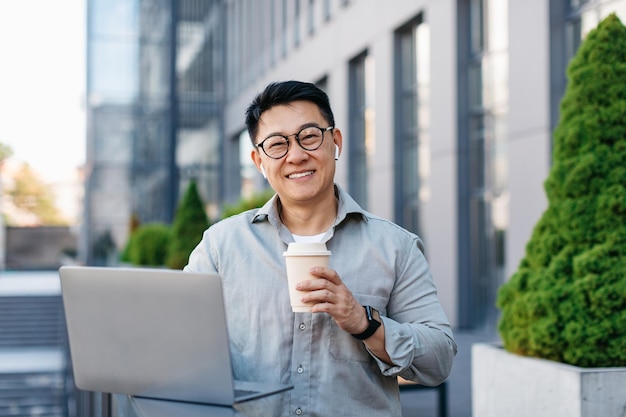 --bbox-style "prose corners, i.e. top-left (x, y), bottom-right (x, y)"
top-left (256, 126), bottom-right (334, 159)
